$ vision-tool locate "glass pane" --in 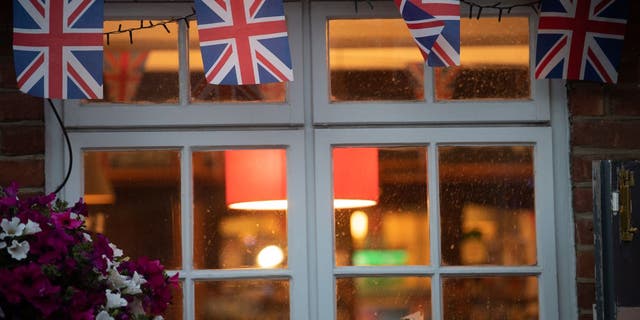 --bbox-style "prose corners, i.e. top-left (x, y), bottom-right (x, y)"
top-left (336, 276), bottom-right (431, 320)
top-left (165, 280), bottom-right (184, 320)
top-left (98, 20), bottom-right (179, 103)
top-left (195, 279), bottom-right (289, 319)
top-left (438, 146), bottom-right (536, 266)
top-left (188, 21), bottom-right (287, 103)
top-left (328, 19), bottom-right (424, 102)
top-left (334, 147), bottom-right (429, 266)
top-left (83, 150), bottom-right (181, 269)
top-left (443, 276), bottom-right (538, 319)
top-left (435, 17), bottom-right (530, 101)
top-left (193, 149), bottom-right (288, 269)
